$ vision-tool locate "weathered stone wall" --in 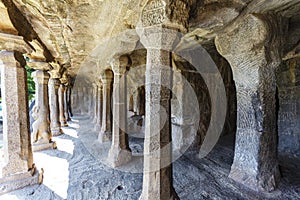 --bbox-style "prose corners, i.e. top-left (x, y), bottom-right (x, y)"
top-left (172, 46), bottom-right (236, 149)
top-left (277, 58), bottom-right (300, 157)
